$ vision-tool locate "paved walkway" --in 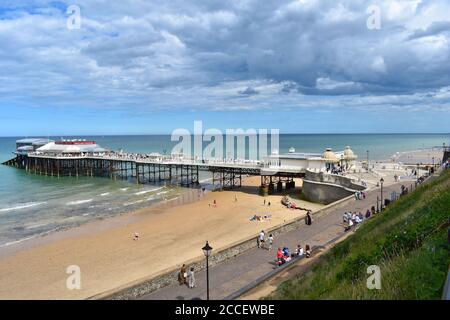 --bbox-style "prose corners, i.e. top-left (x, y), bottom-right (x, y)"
top-left (140, 182), bottom-right (405, 300)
